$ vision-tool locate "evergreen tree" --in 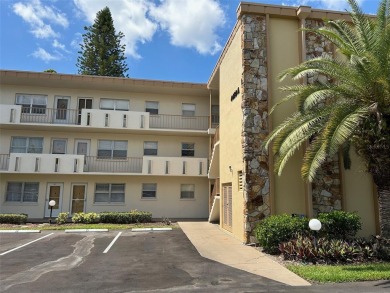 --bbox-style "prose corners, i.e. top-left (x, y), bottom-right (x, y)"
top-left (77, 7), bottom-right (129, 77)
